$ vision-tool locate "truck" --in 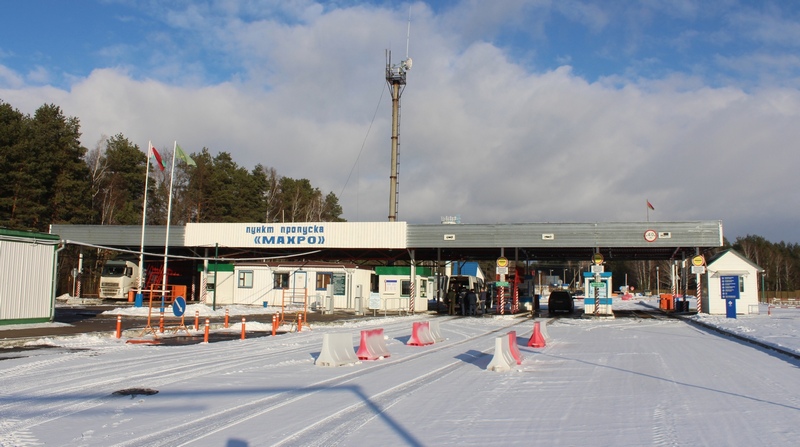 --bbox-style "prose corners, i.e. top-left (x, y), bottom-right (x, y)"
top-left (99, 259), bottom-right (140, 299)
